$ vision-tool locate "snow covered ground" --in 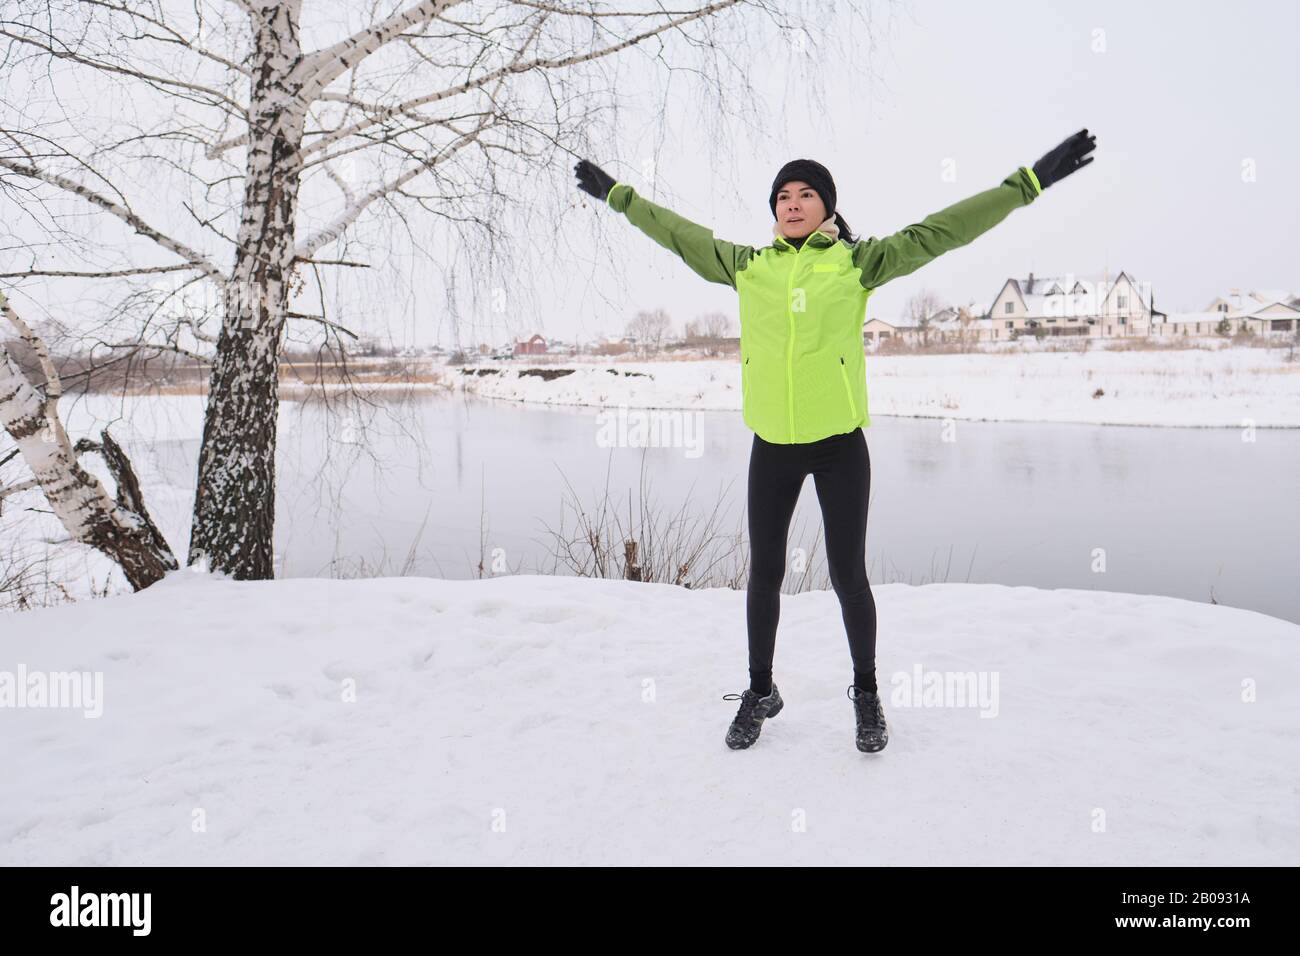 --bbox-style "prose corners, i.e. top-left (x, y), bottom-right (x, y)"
top-left (3, 571), bottom-right (1296, 865)
top-left (455, 347), bottom-right (1300, 427)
